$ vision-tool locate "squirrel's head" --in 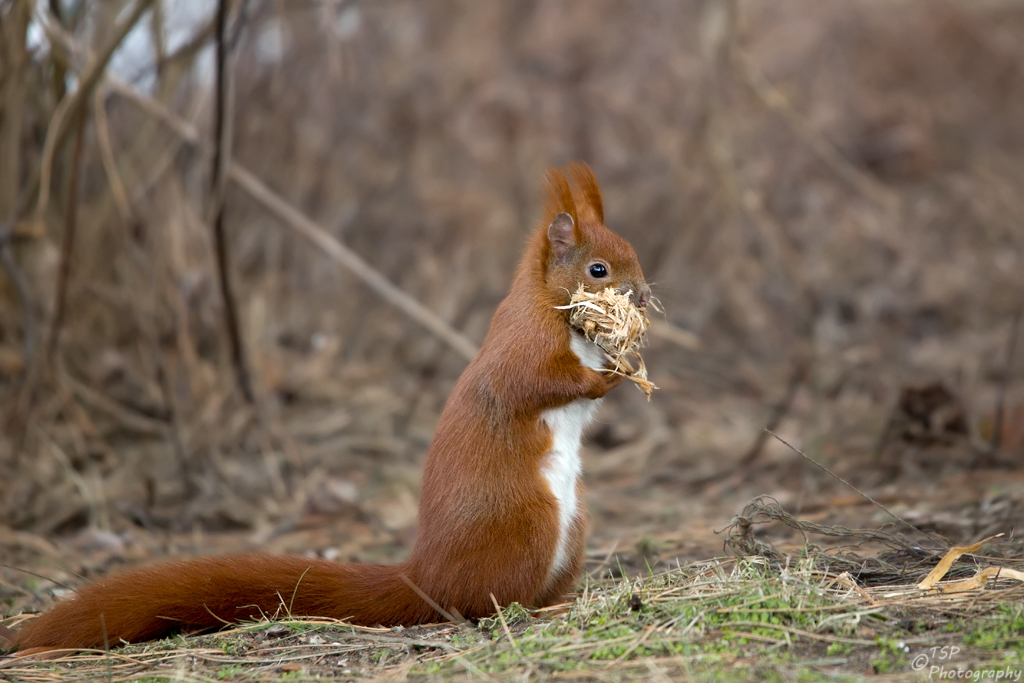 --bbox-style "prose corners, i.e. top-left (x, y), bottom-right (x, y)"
top-left (539, 164), bottom-right (650, 310)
